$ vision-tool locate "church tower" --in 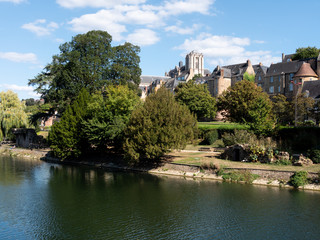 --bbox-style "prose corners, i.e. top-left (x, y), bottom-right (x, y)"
top-left (185, 51), bottom-right (204, 76)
